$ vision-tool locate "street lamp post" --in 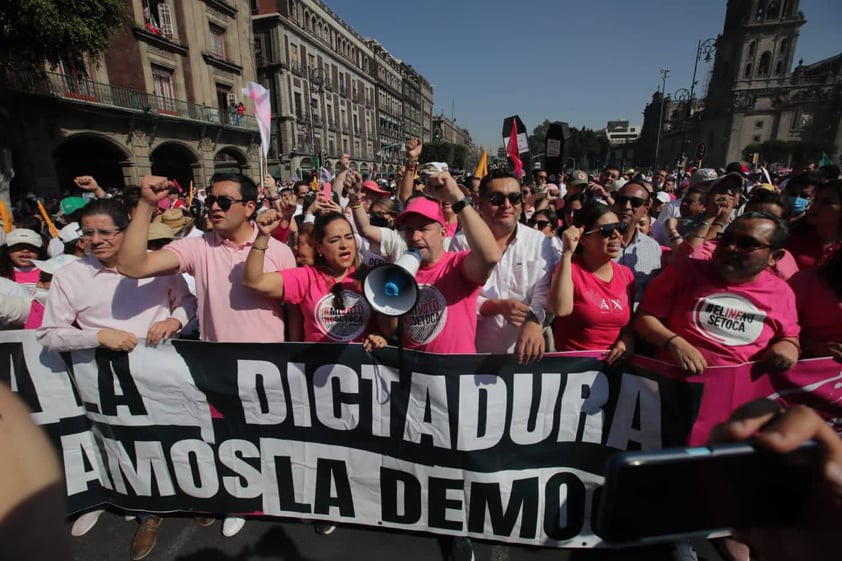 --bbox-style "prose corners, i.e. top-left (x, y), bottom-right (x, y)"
top-left (654, 68), bottom-right (670, 170)
top-left (677, 38), bottom-right (716, 166)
